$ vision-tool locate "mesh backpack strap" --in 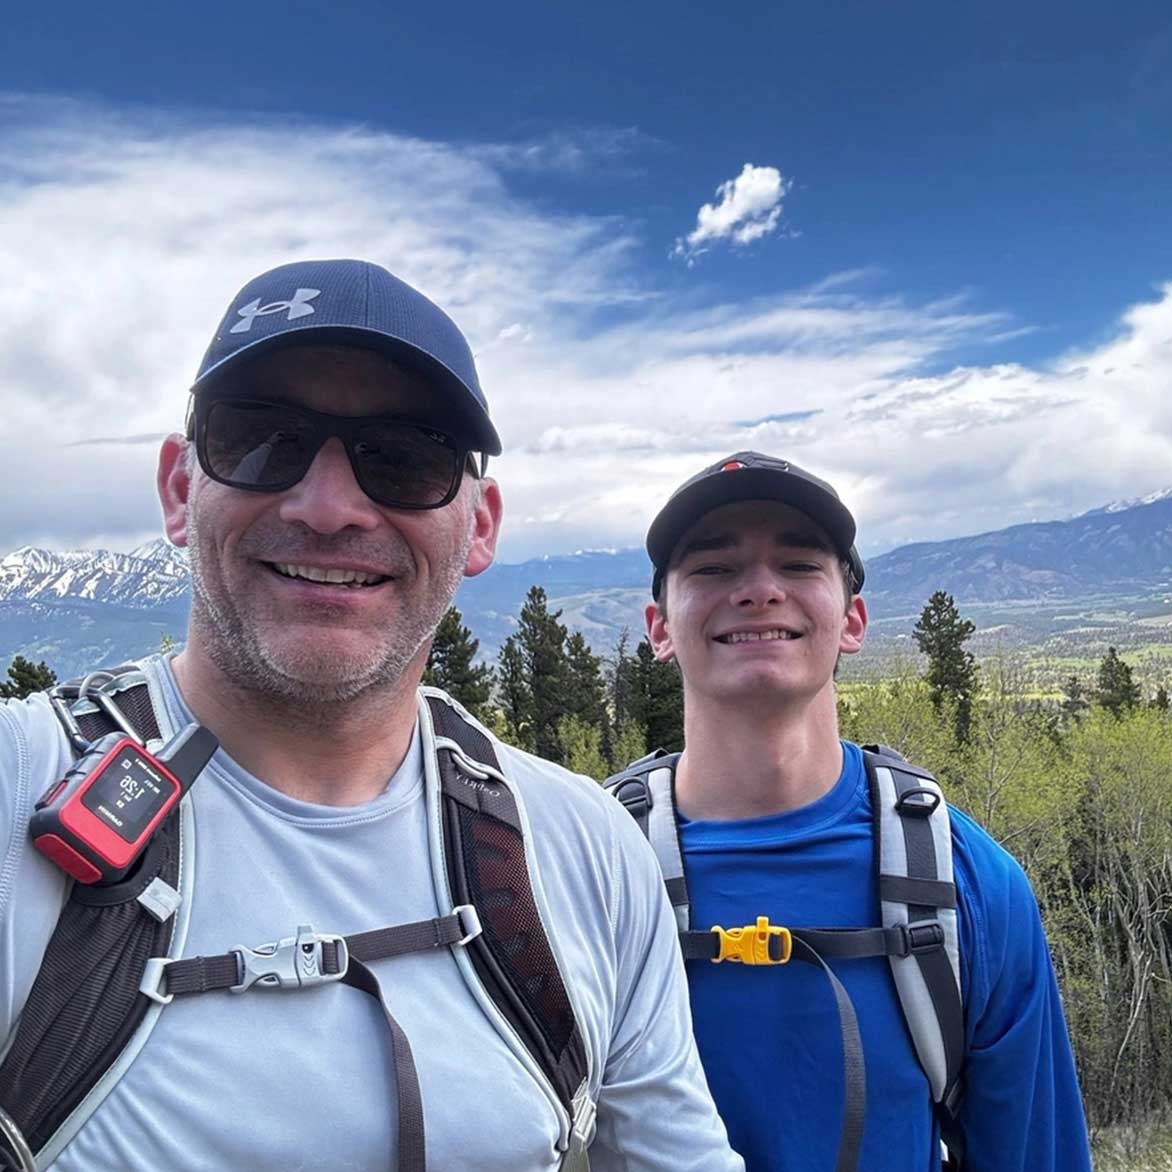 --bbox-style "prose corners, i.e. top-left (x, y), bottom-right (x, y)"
top-left (865, 749), bottom-right (964, 1111)
top-left (604, 753), bottom-right (688, 929)
top-left (0, 665), bottom-right (182, 1162)
top-left (0, 811), bottom-right (181, 1154)
top-left (426, 695), bottom-right (592, 1151)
